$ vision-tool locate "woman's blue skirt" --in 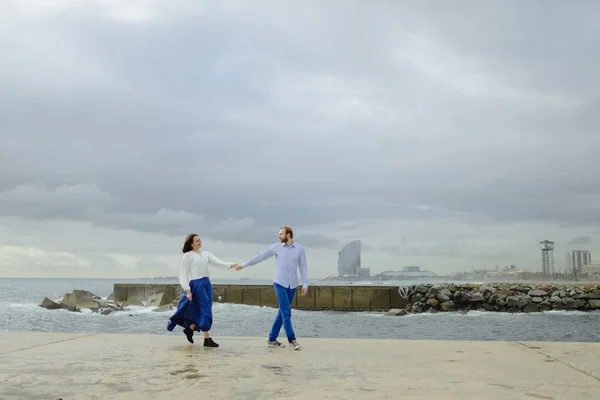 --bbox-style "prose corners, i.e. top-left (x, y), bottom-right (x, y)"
top-left (167, 278), bottom-right (213, 332)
